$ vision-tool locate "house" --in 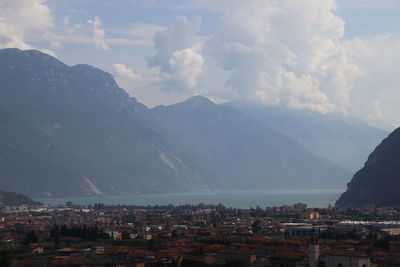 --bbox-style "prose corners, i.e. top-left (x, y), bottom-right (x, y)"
top-left (0, 236), bottom-right (17, 249)
top-left (286, 226), bottom-right (319, 239)
top-left (322, 250), bottom-right (371, 267)
top-left (29, 243), bottom-right (44, 254)
top-left (309, 243), bottom-right (371, 267)
top-left (142, 233), bottom-right (152, 240)
top-left (300, 211), bottom-right (319, 220)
